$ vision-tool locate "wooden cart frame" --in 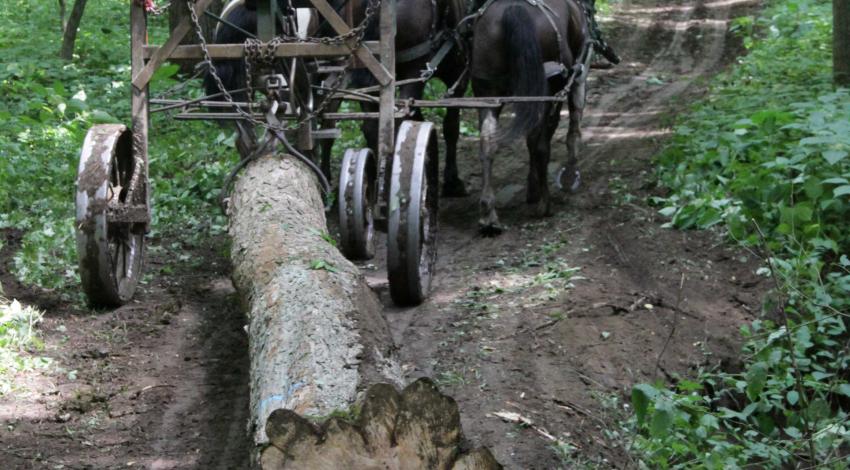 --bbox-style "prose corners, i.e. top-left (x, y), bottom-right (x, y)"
top-left (75, 0), bottom-right (588, 308)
